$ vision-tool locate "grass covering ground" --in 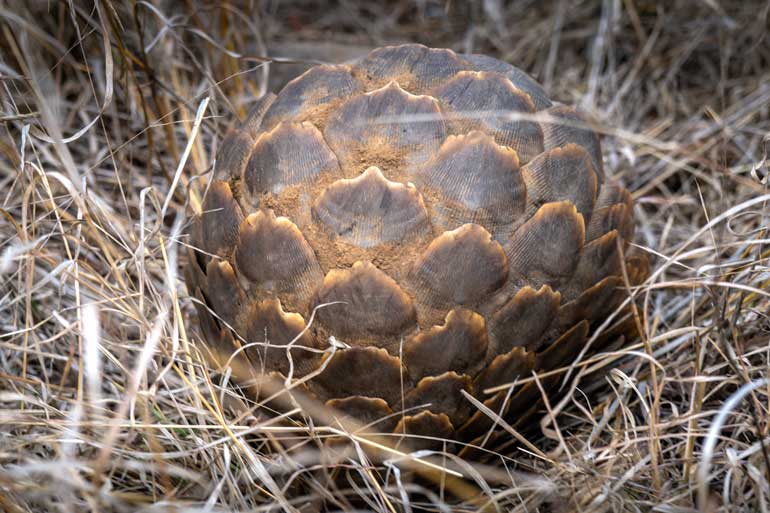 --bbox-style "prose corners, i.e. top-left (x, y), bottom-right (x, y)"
top-left (1, 1), bottom-right (769, 511)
